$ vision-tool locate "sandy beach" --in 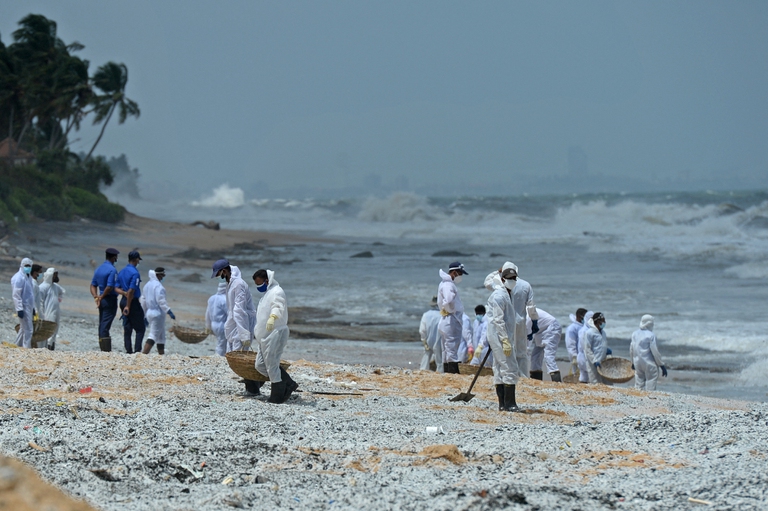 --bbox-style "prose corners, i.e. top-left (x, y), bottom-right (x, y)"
top-left (2, 216), bottom-right (767, 510)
